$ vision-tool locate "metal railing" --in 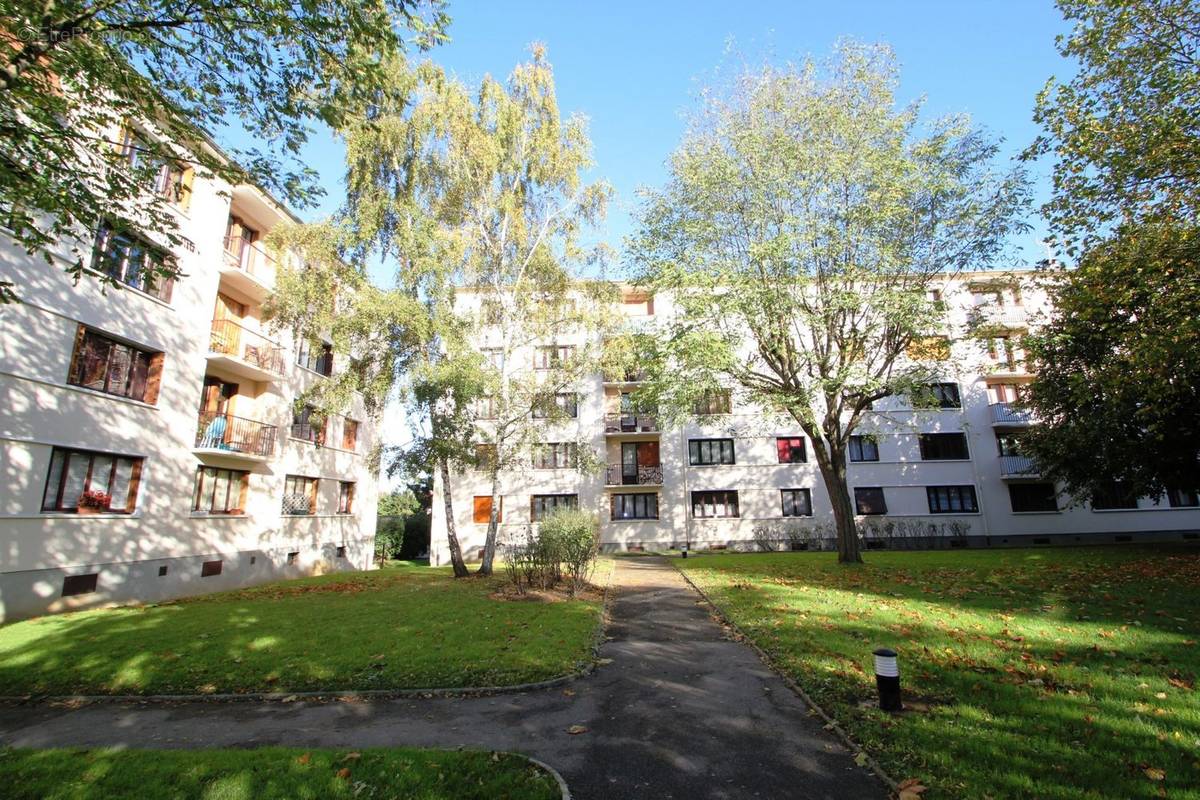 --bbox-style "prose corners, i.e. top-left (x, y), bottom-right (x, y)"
top-left (605, 463), bottom-right (664, 486)
top-left (990, 402), bottom-right (1036, 425)
top-left (603, 413), bottom-right (659, 433)
top-left (209, 318), bottom-right (285, 376)
top-left (222, 236), bottom-right (277, 281)
top-left (195, 411), bottom-right (277, 457)
top-left (999, 454), bottom-right (1038, 476)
